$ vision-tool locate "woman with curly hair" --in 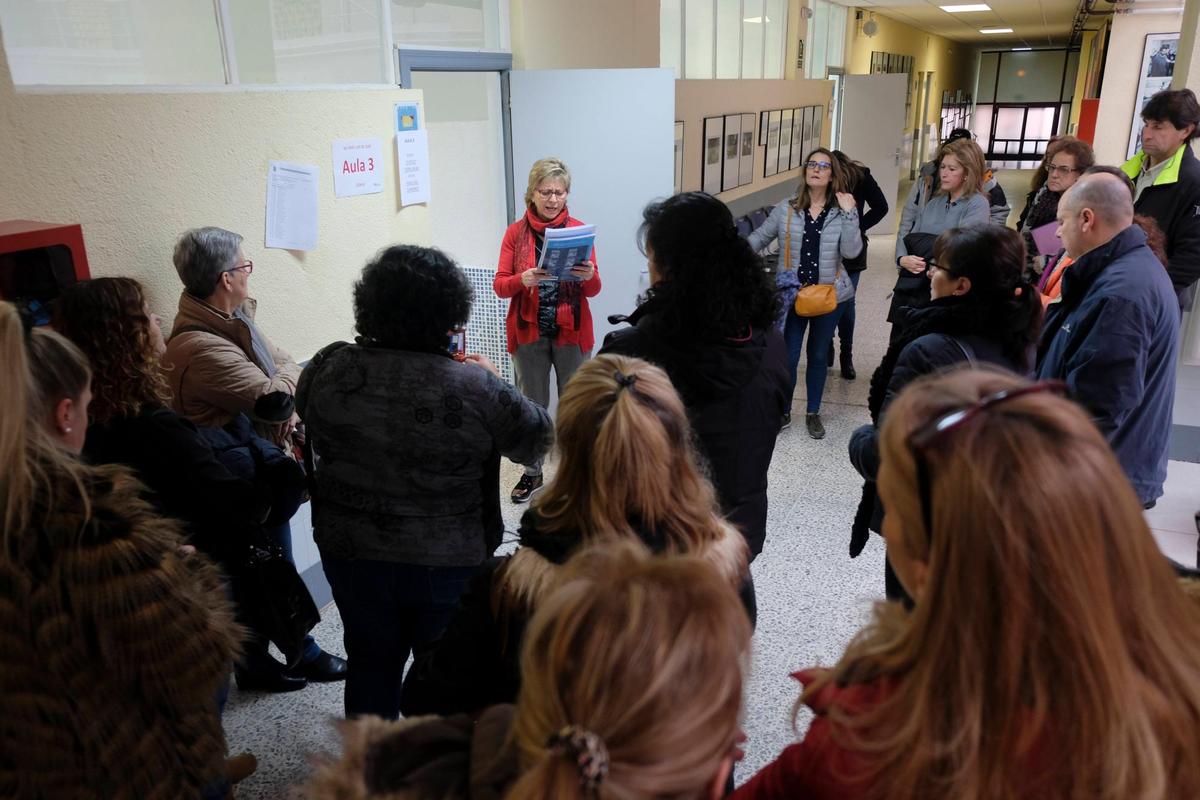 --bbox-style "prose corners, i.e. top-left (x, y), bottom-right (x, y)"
top-left (55, 277), bottom-right (265, 572)
top-left (745, 149), bottom-right (862, 438)
top-left (493, 157), bottom-right (601, 504)
top-left (601, 191), bottom-right (789, 561)
top-left (298, 244), bottom-right (552, 720)
top-left (398, 354), bottom-right (750, 717)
